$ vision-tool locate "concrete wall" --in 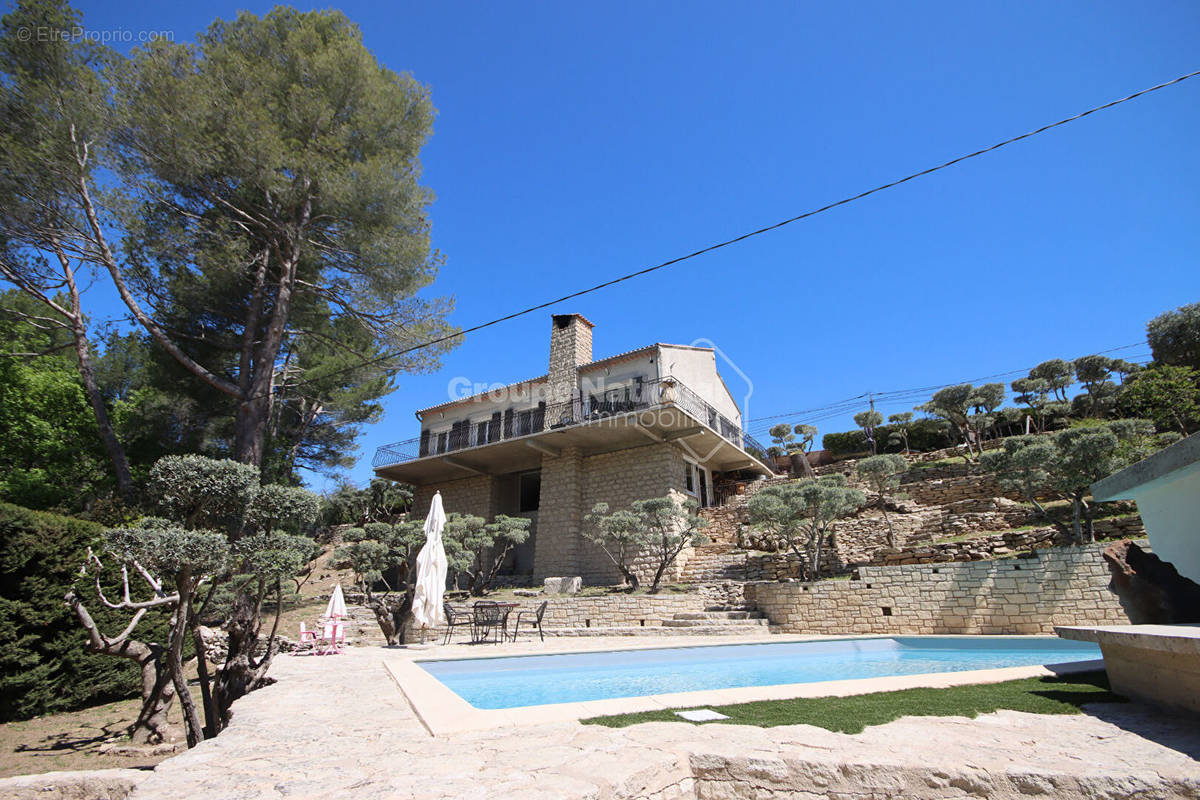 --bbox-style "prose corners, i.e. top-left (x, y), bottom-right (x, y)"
top-left (1129, 468), bottom-right (1200, 583)
top-left (660, 345), bottom-right (742, 425)
top-left (745, 541), bottom-right (1137, 635)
